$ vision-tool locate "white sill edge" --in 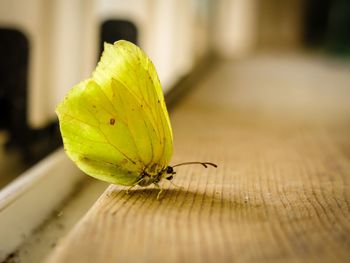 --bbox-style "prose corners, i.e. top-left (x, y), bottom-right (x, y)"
top-left (0, 148), bottom-right (84, 261)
